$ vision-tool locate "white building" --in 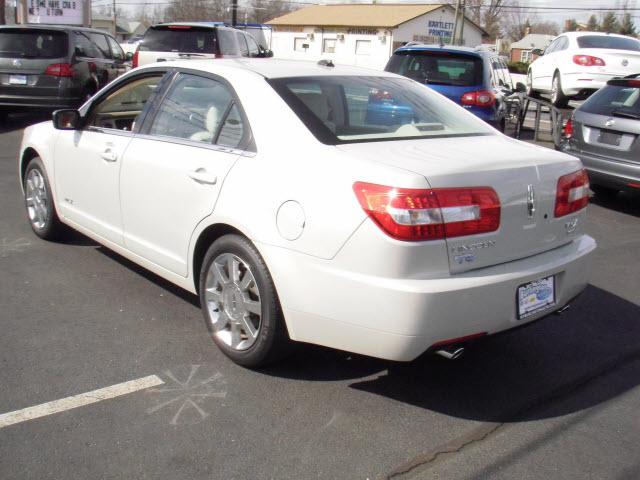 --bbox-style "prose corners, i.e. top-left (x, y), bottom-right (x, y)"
top-left (267, 3), bottom-right (487, 70)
